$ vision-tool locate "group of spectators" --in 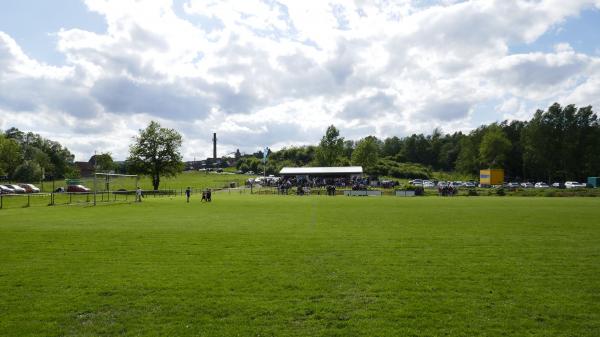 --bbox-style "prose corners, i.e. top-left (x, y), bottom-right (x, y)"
top-left (438, 185), bottom-right (458, 196)
top-left (272, 176), bottom-right (376, 195)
